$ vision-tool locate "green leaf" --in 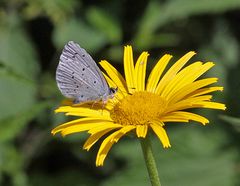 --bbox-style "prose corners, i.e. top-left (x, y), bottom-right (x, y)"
top-left (23, 0), bottom-right (78, 24)
top-left (0, 101), bottom-right (51, 142)
top-left (0, 14), bottom-right (39, 80)
top-left (220, 115), bottom-right (240, 132)
top-left (86, 7), bottom-right (122, 44)
top-left (53, 18), bottom-right (107, 52)
top-left (220, 115), bottom-right (240, 125)
top-left (0, 143), bottom-right (28, 186)
top-left (134, 0), bottom-right (240, 49)
top-left (102, 125), bottom-right (236, 186)
top-left (0, 13), bottom-right (42, 143)
top-left (0, 68), bottom-right (37, 120)
top-left (200, 20), bottom-right (239, 90)
top-left (201, 21), bottom-right (239, 68)
top-left (29, 169), bottom-right (97, 186)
